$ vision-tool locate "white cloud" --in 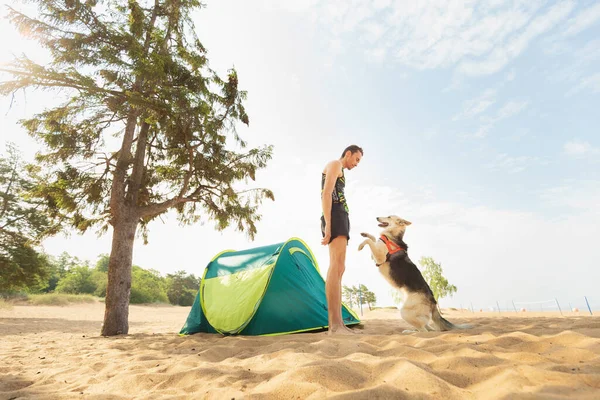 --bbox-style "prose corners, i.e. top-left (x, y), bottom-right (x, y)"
top-left (279, 0), bottom-right (581, 76)
top-left (361, 21), bottom-right (386, 43)
top-left (453, 89), bottom-right (497, 121)
top-left (329, 38), bottom-right (343, 53)
top-left (470, 124), bottom-right (493, 139)
top-left (495, 100), bottom-right (530, 120)
top-left (458, 1), bottom-right (575, 75)
top-left (545, 38), bottom-right (600, 95)
top-left (365, 47), bottom-right (387, 63)
top-left (562, 2), bottom-right (600, 37)
top-left (463, 99), bottom-right (529, 139)
top-left (563, 140), bottom-right (600, 158)
top-left (539, 180), bottom-right (600, 213)
top-left (372, 0), bottom-right (392, 10)
top-left (263, 0), bottom-right (320, 12)
top-left (485, 153), bottom-right (545, 173)
top-left (567, 72), bottom-right (600, 96)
